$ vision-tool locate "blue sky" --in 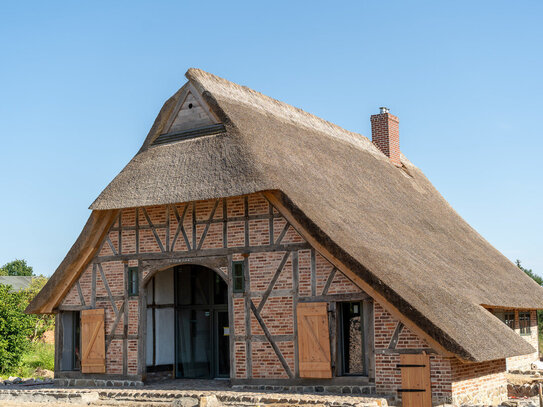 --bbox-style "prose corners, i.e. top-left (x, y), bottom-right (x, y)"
top-left (0, 1), bottom-right (541, 277)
